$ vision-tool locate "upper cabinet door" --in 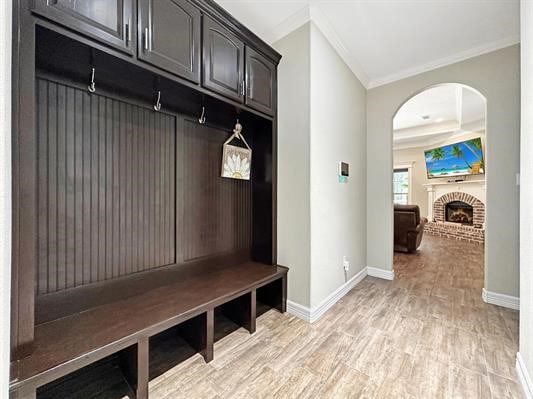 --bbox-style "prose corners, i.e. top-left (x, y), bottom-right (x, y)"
top-left (203, 17), bottom-right (245, 103)
top-left (245, 47), bottom-right (275, 115)
top-left (32, 0), bottom-right (134, 54)
top-left (138, 0), bottom-right (201, 83)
